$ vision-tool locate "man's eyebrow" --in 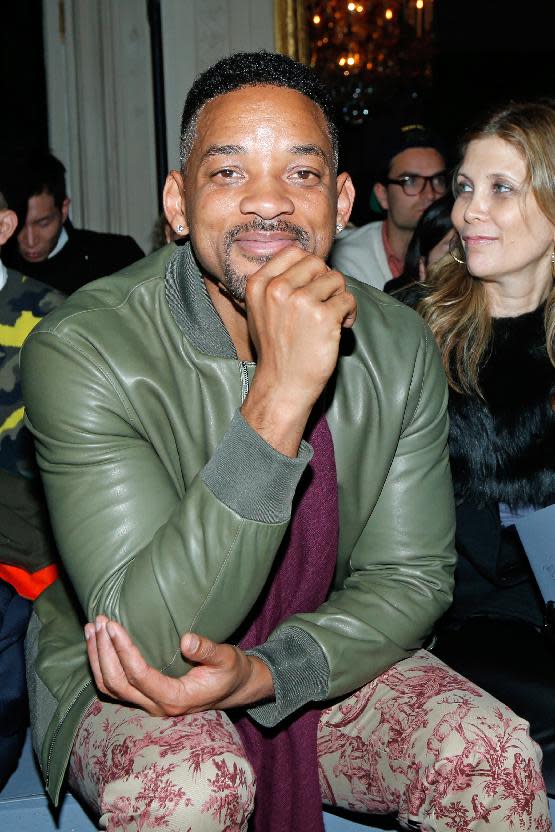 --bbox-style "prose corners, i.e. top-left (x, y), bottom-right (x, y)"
top-left (32, 212), bottom-right (58, 223)
top-left (289, 144), bottom-right (330, 168)
top-left (395, 169), bottom-right (446, 177)
top-left (200, 144), bottom-right (246, 163)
